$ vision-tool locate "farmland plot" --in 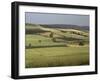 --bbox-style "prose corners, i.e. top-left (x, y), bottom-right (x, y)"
top-left (25, 24), bottom-right (89, 68)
